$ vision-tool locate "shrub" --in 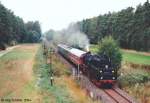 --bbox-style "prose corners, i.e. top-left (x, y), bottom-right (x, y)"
top-left (118, 70), bottom-right (150, 87)
top-left (98, 36), bottom-right (122, 69)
